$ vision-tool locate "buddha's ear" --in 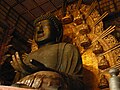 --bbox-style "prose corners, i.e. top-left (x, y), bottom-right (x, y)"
top-left (56, 31), bottom-right (63, 43)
